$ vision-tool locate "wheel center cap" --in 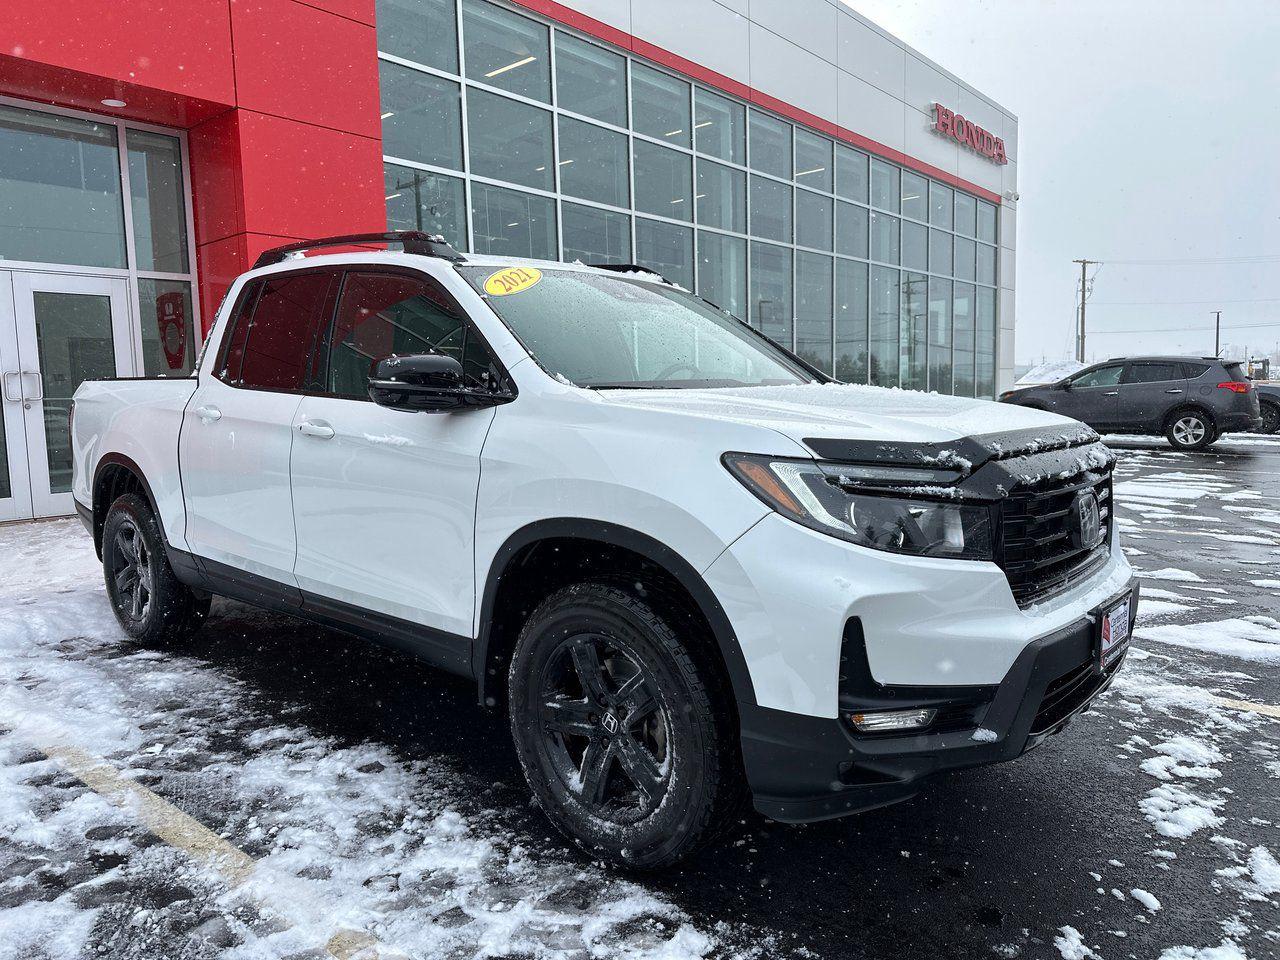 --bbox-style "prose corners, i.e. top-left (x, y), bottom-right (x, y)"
top-left (600, 712), bottom-right (620, 736)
